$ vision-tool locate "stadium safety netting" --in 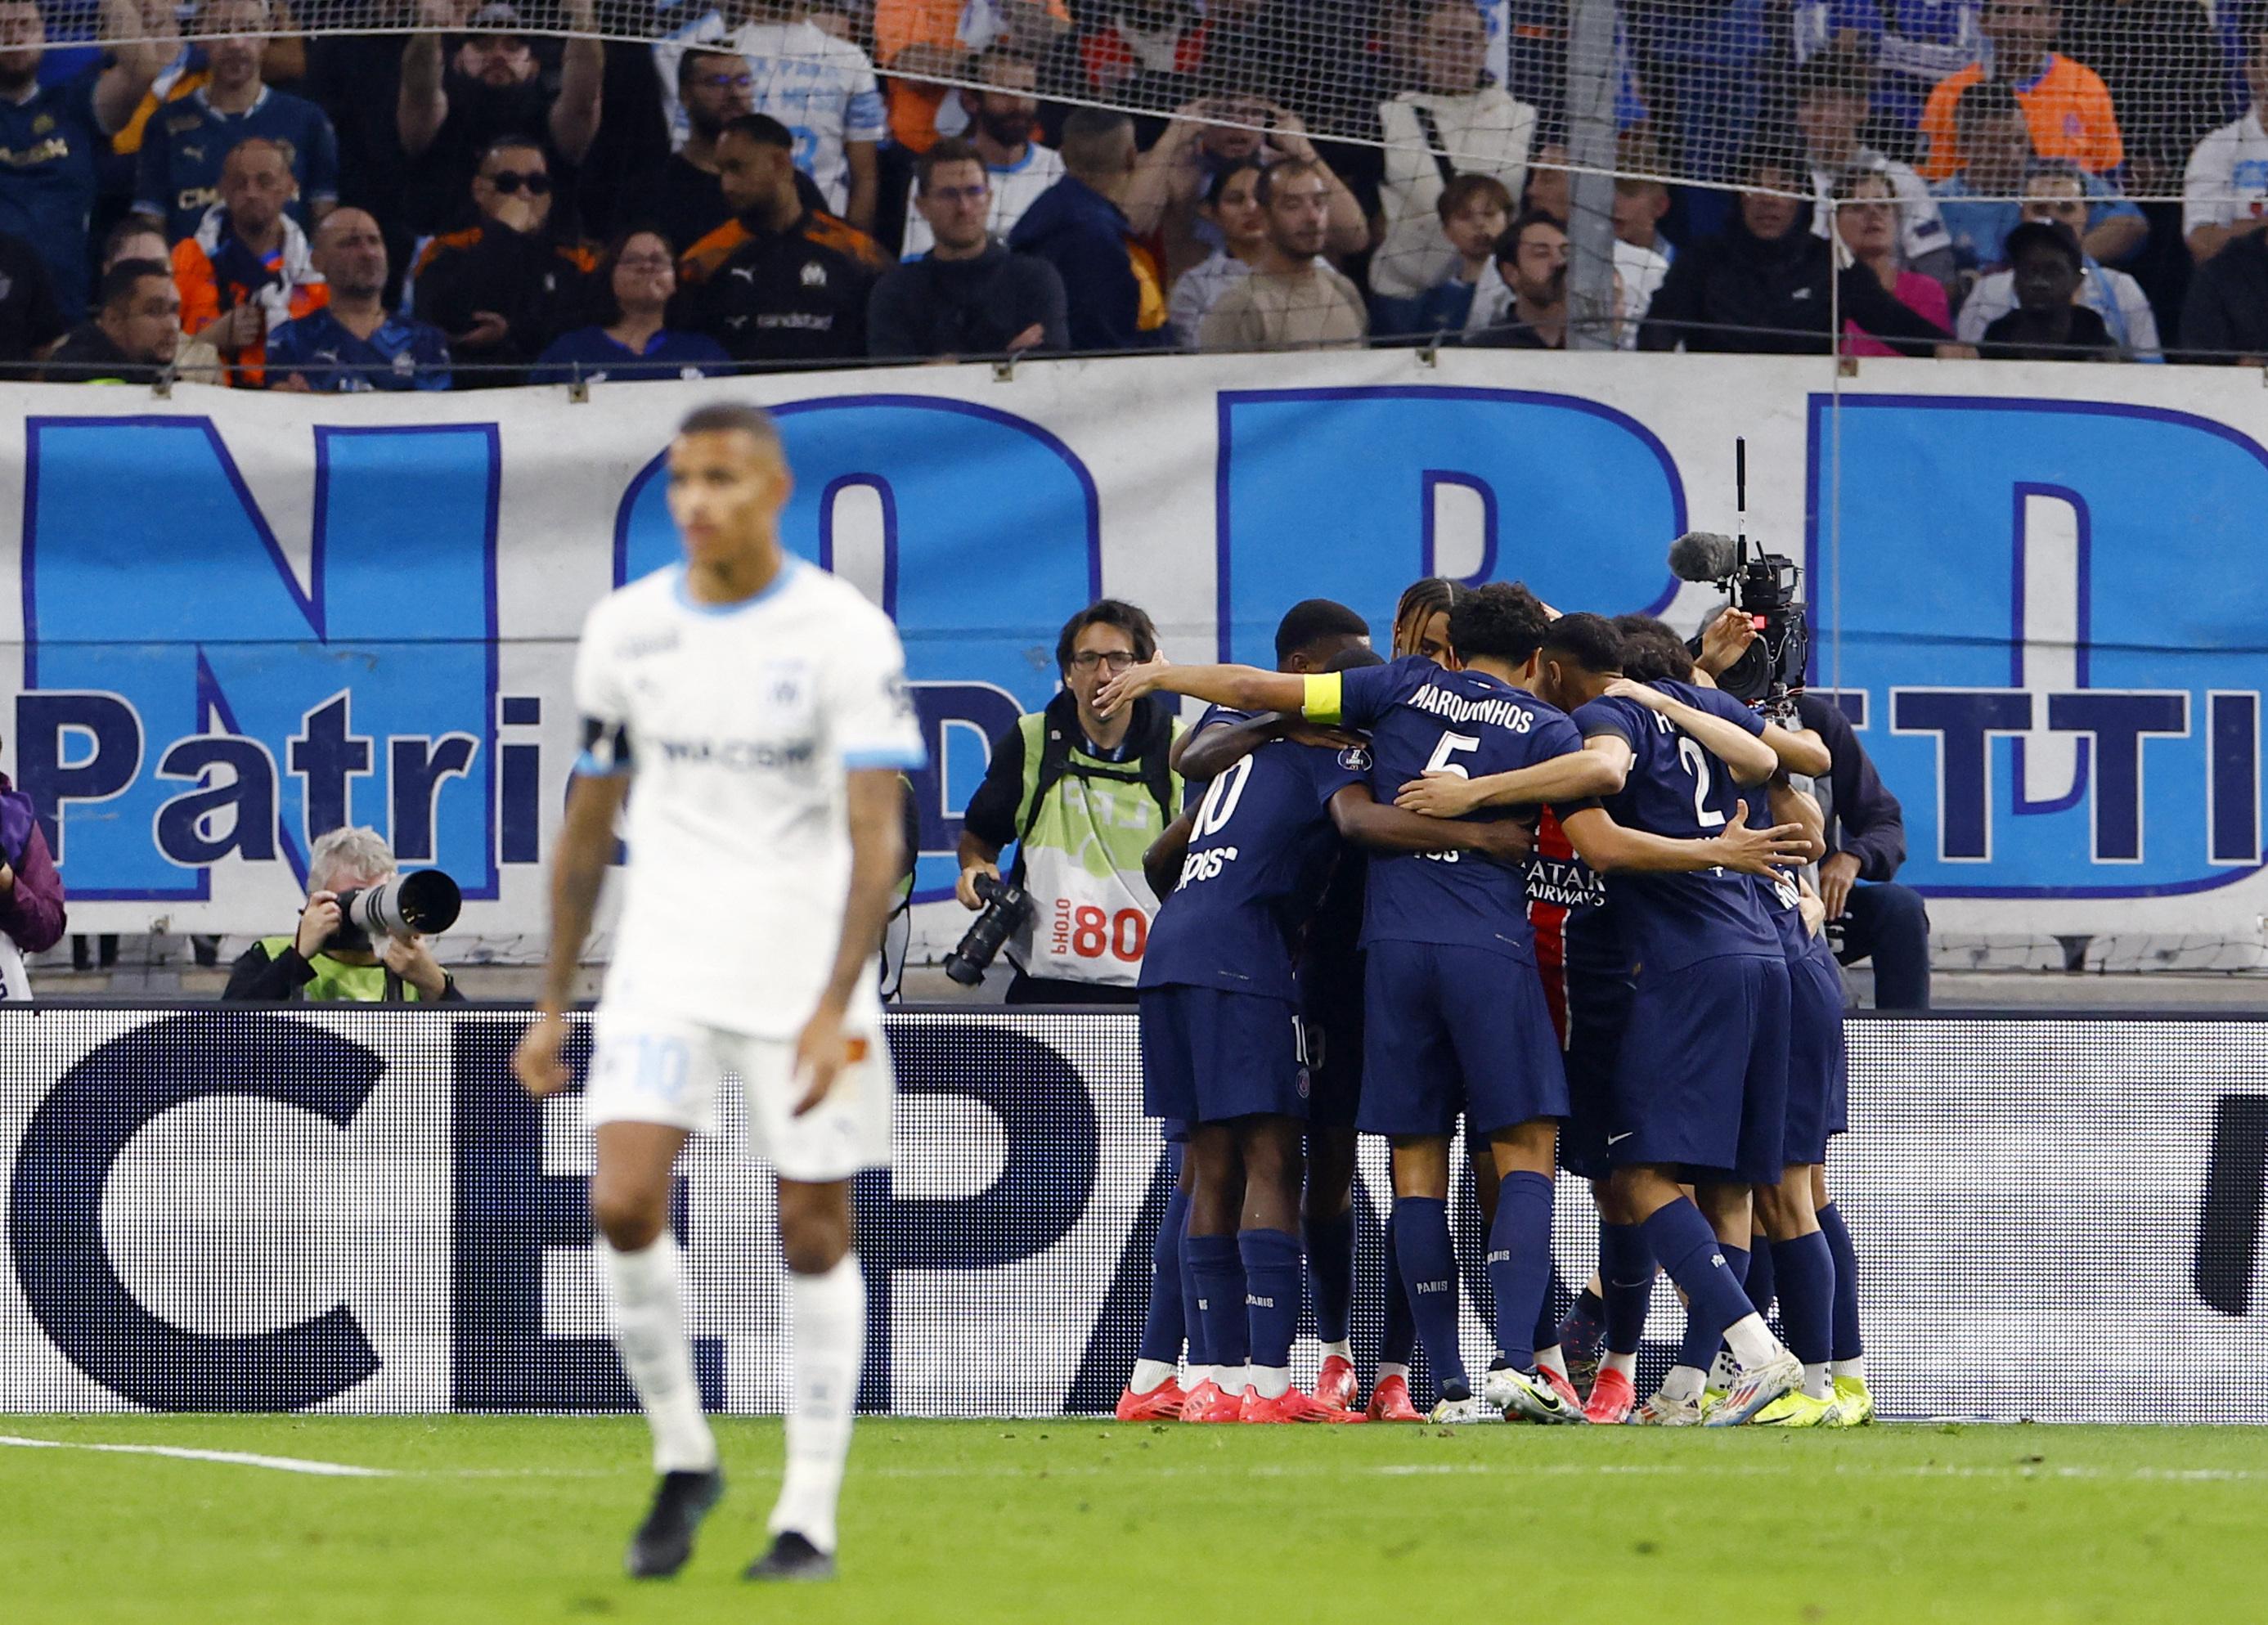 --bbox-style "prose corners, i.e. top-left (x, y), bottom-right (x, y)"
top-left (50, 0), bottom-right (2266, 208)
